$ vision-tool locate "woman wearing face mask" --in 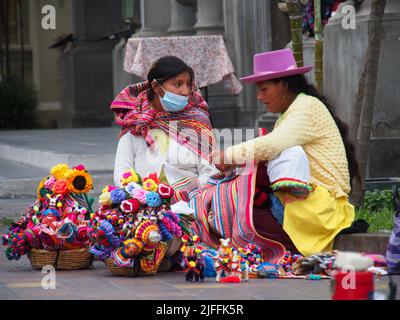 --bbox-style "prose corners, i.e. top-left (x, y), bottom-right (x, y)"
top-left (111, 56), bottom-right (218, 195)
